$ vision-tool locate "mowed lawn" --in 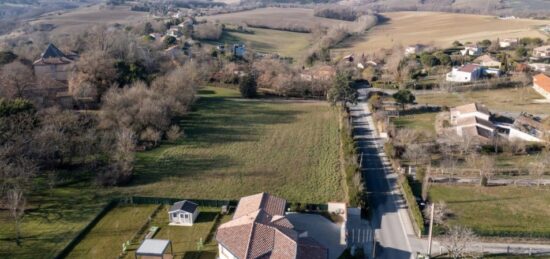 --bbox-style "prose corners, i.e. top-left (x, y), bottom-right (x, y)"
top-left (415, 87), bottom-right (550, 115)
top-left (213, 28), bottom-right (311, 60)
top-left (0, 182), bottom-right (111, 259)
top-left (430, 185), bottom-right (550, 237)
top-left (392, 112), bottom-right (437, 137)
top-left (67, 205), bottom-right (158, 259)
top-left (127, 87), bottom-right (344, 203)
